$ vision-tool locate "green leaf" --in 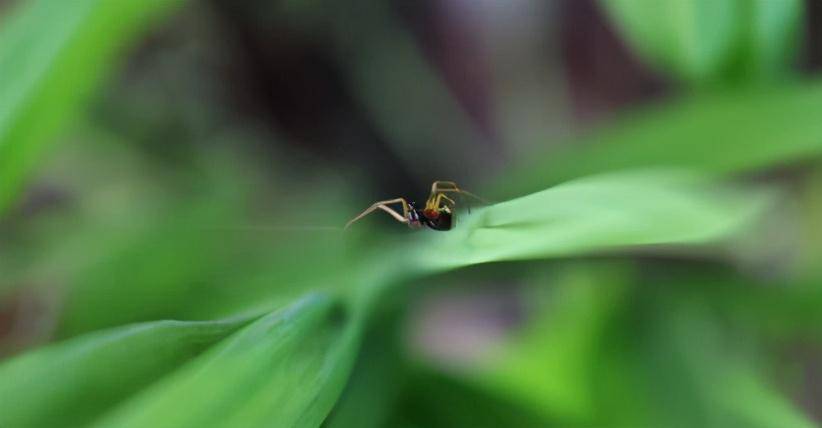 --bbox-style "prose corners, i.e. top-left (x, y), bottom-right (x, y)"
top-left (0, 316), bottom-right (252, 428)
top-left (500, 82), bottom-right (822, 198)
top-left (413, 170), bottom-right (772, 272)
top-left (91, 292), bottom-right (363, 428)
top-left (349, 169), bottom-right (774, 324)
top-left (0, 292), bottom-right (364, 428)
top-left (0, 0), bottom-right (184, 215)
